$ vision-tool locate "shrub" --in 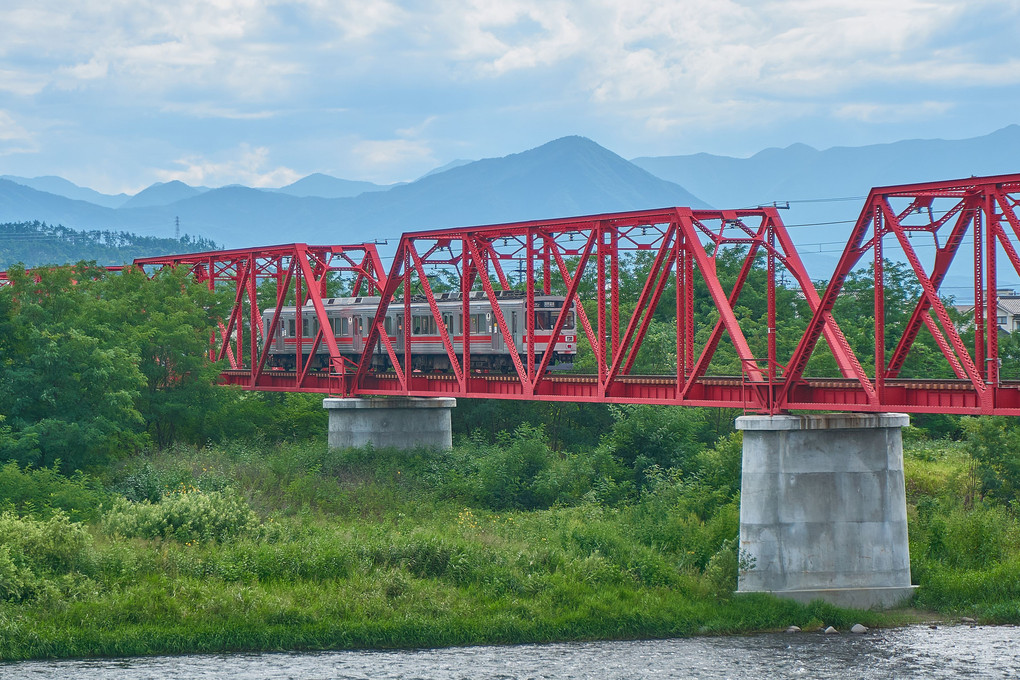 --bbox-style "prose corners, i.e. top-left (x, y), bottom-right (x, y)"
top-left (0, 510), bottom-right (95, 602)
top-left (963, 416), bottom-right (1020, 504)
top-left (0, 461), bottom-right (110, 521)
top-left (101, 488), bottom-right (261, 543)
